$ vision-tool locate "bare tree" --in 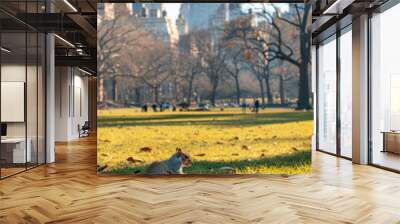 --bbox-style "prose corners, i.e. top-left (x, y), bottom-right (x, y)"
top-left (98, 14), bottom-right (145, 77)
top-left (178, 31), bottom-right (207, 105)
top-left (98, 13), bottom-right (147, 102)
top-left (251, 33), bottom-right (274, 105)
top-left (271, 60), bottom-right (296, 105)
top-left (249, 4), bottom-right (312, 109)
top-left (129, 40), bottom-right (172, 103)
top-left (247, 50), bottom-right (267, 105)
top-left (223, 40), bottom-right (244, 105)
top-left (204, 43), bottom-right (227, 107)
top-left (221, 16), bottom-right (260, 105)
top-left (180, 54), bottom-right (203, 105)
top-left (224, 15), bottom-right (275, 105)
